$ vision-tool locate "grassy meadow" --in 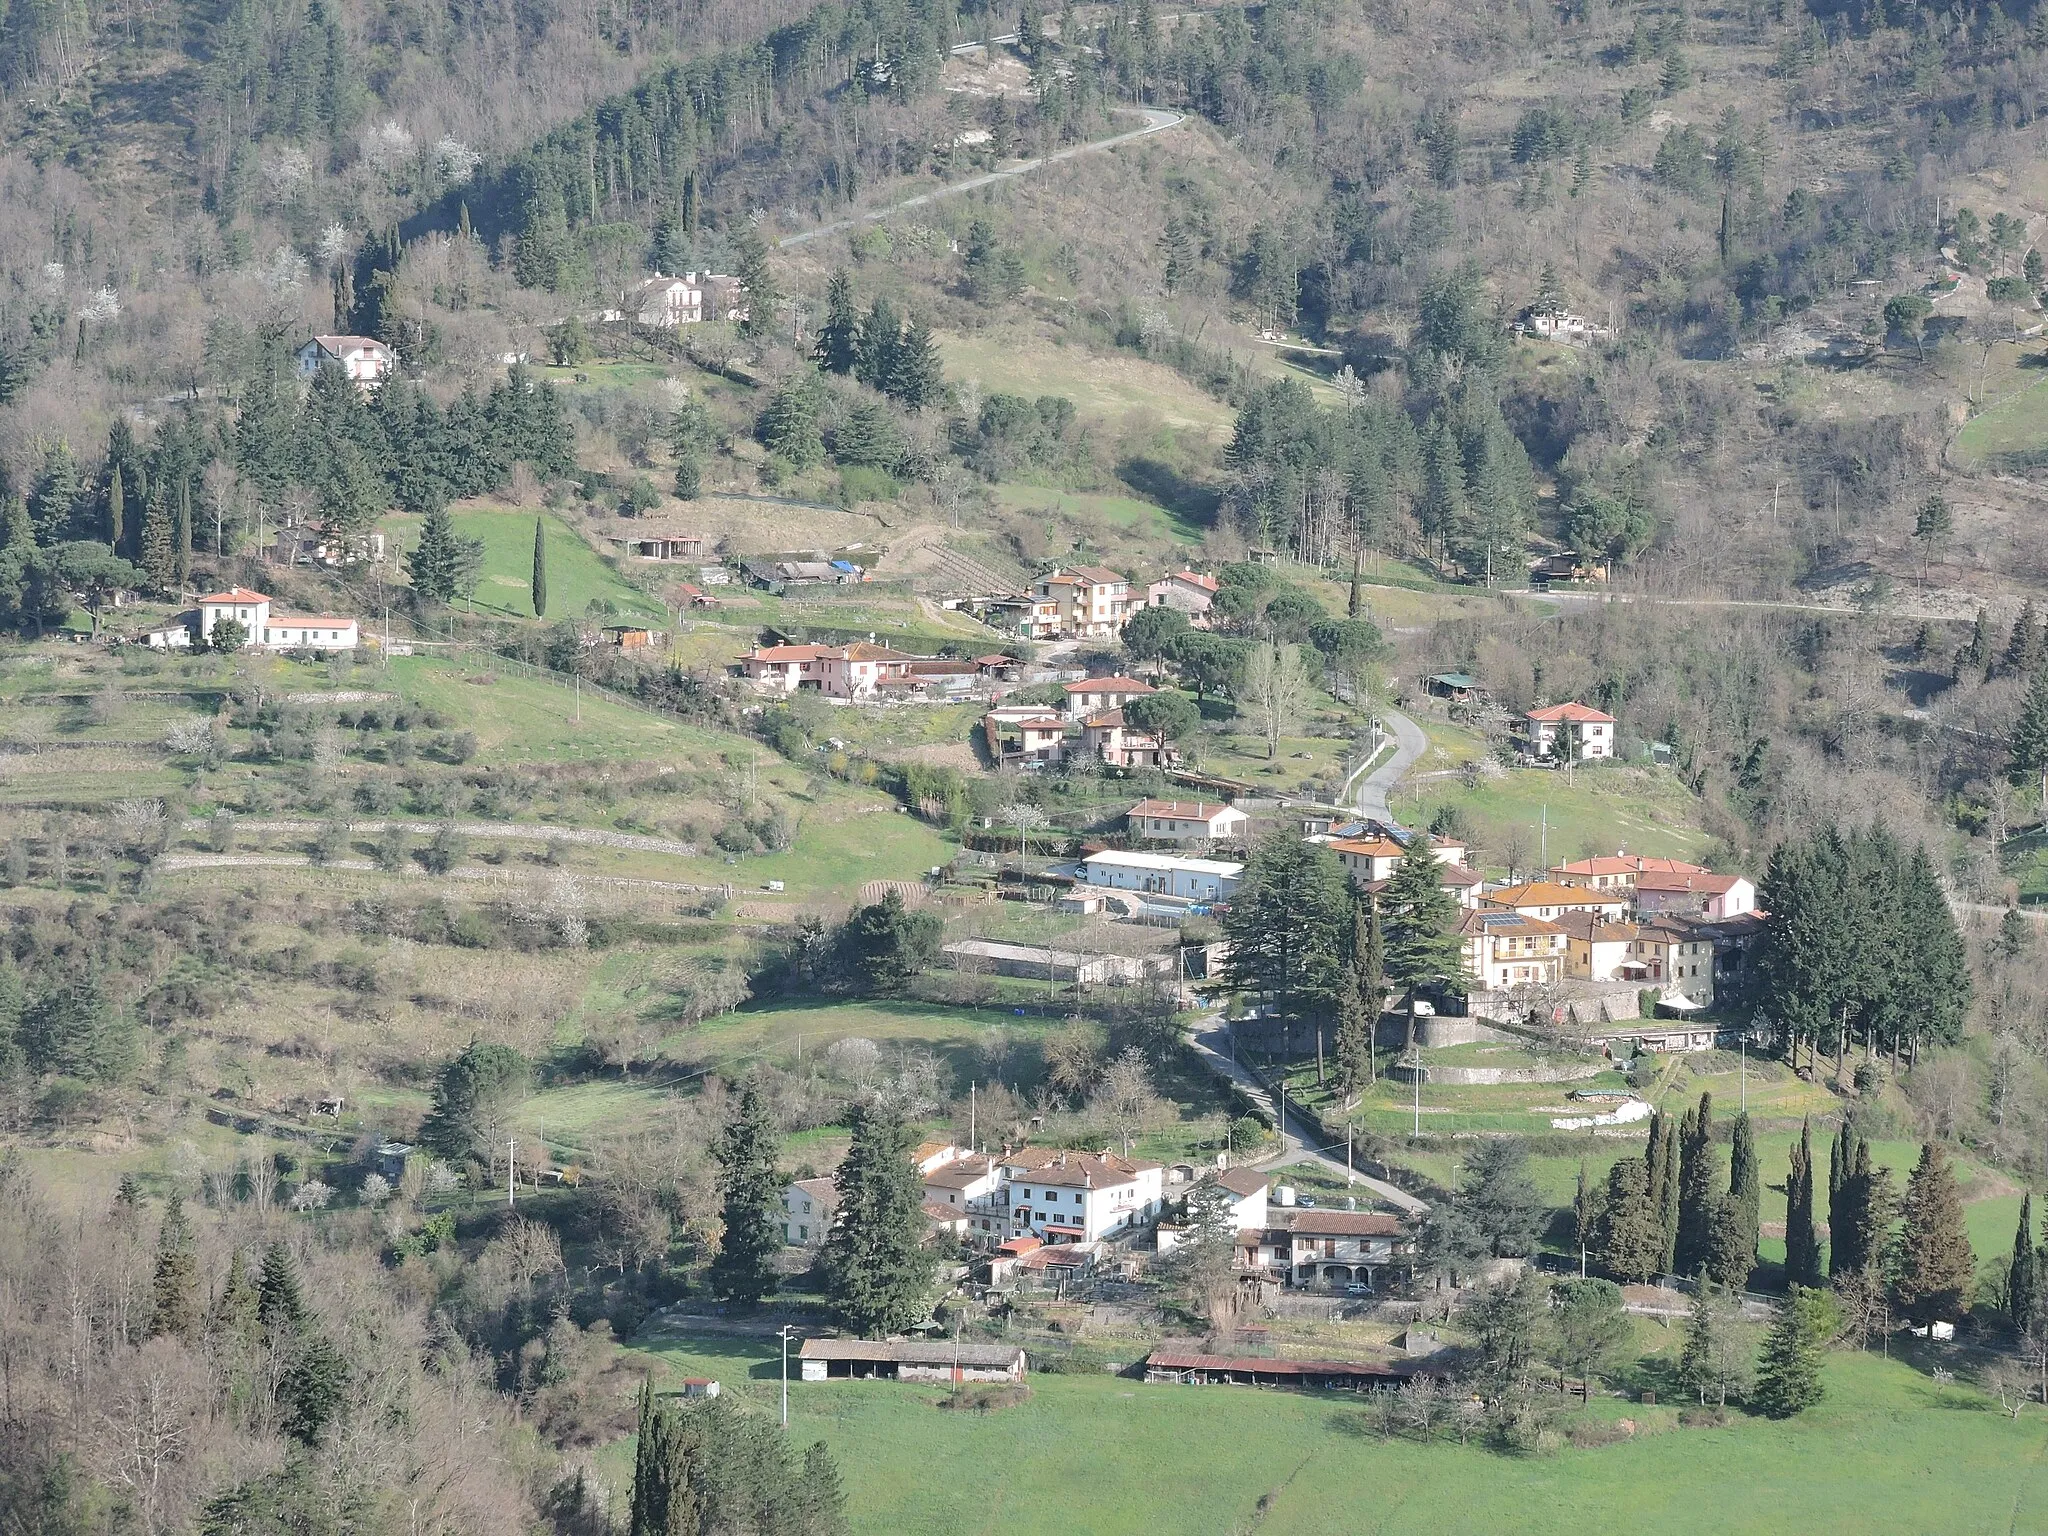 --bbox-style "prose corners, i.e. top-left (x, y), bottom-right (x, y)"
top-left (624, 1333), bottom-right (2048, 1536)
